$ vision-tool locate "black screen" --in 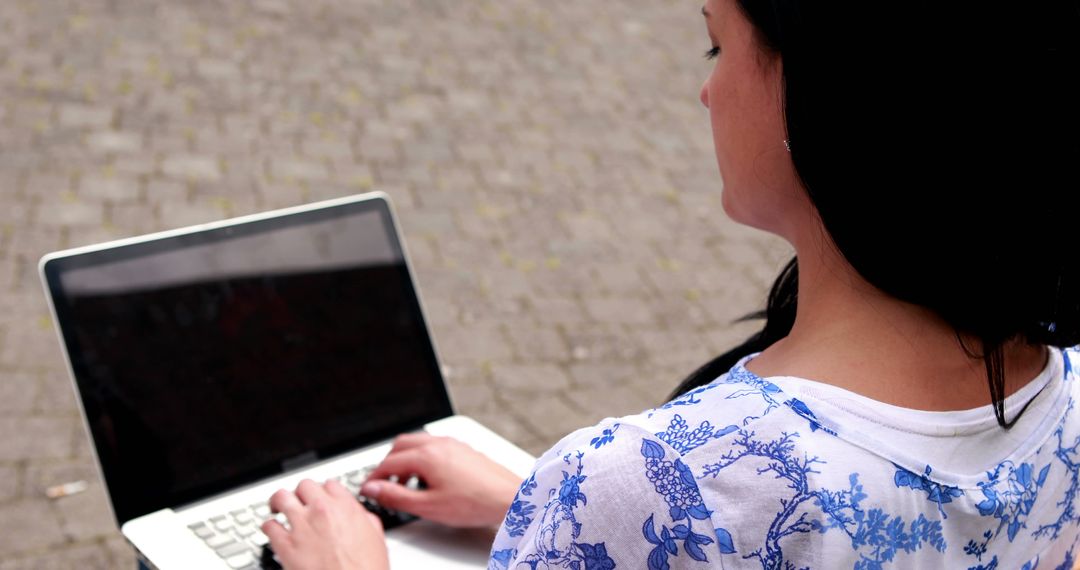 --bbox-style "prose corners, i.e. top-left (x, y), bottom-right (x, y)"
top-left (43, 198), bottom-right (453, 525)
